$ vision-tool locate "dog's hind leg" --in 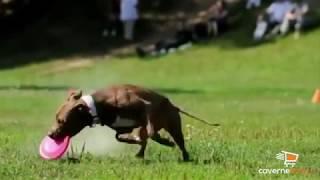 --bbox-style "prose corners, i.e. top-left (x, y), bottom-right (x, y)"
top-left (115, 133), bottom-right (148, 158)
top-left (166, 110), bottom-right (190, 161)
top-left (115, 127), bottom-right (150, 158)
top-left (167, 126), bottom-right (189, 161)
top-left (151, 133), bottom-right (175, 147)
top-left (135, 126), bottom-right (150, 158)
